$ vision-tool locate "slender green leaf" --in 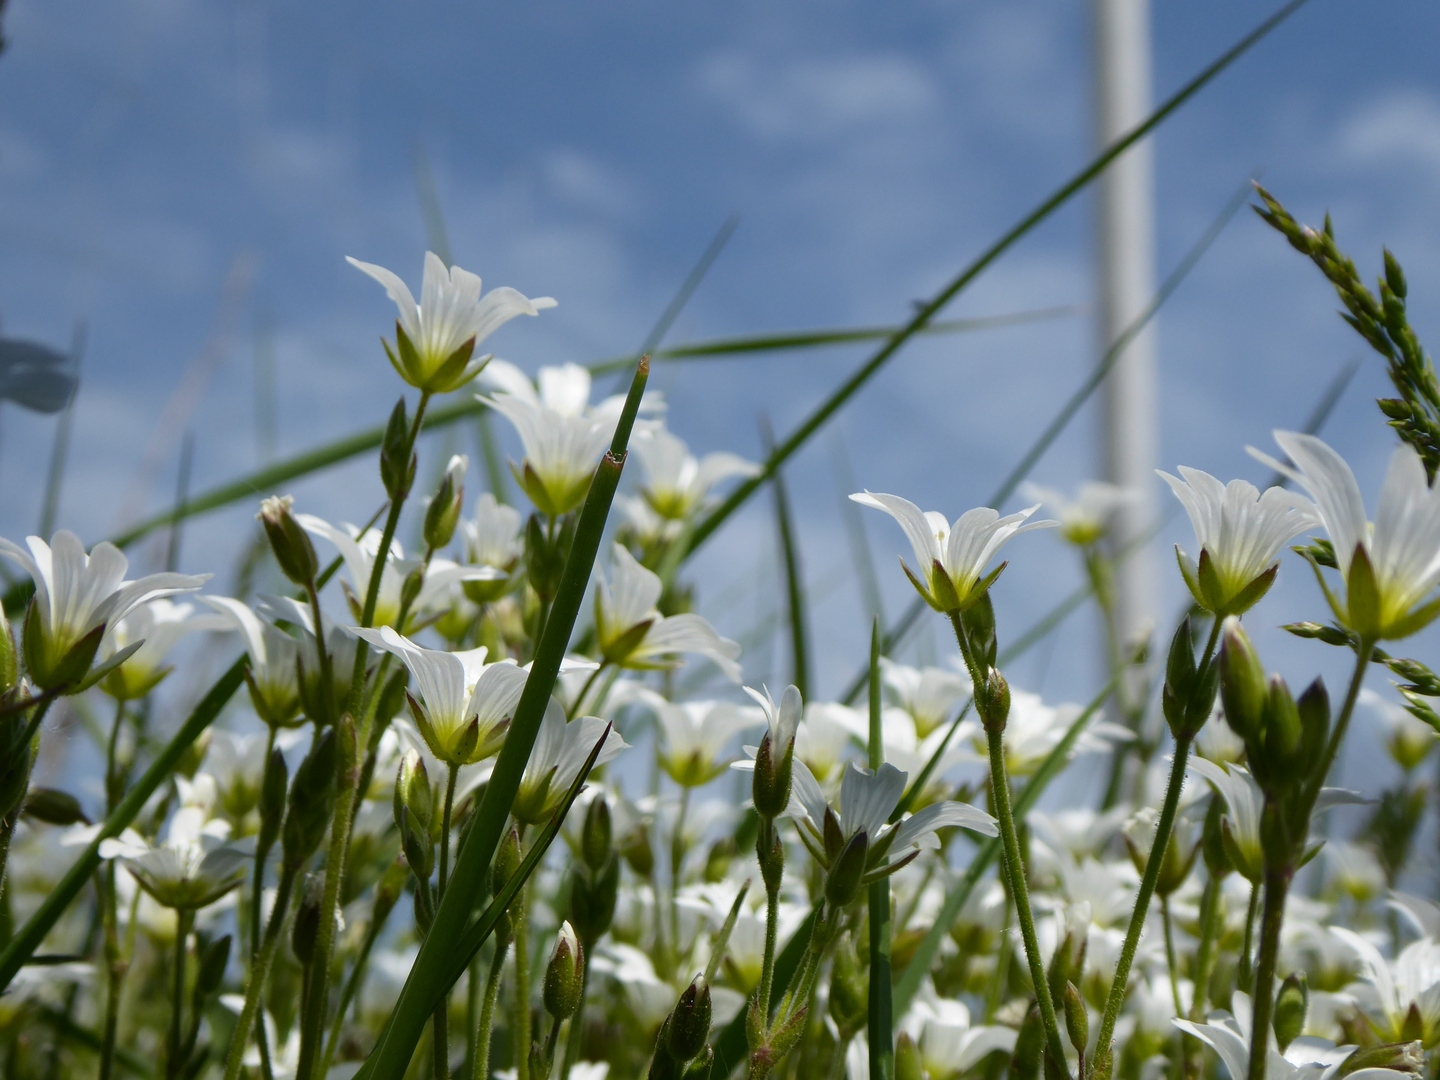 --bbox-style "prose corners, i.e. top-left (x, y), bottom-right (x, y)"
top-left (586, 306), bottom-right (1080, 375)
top-left (763, 417), bottom-right (809, 700)
top-left (868, 620), bottom-right (894, 1080)
top-left (680, 0), bottom-right (1312, 564)
top-left (361, 359), bottom-right (649, 1080)
top-left (637, 217), bottom-right (739, 360)
top-left (833, 432), bottom-right (886, 624)
top-left (889, 673), bottom-right (1120, 1019)
top-left (0, 657), bottom-right (246, 990)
